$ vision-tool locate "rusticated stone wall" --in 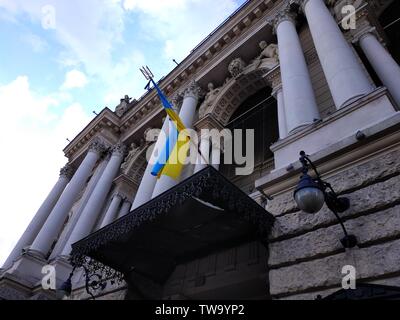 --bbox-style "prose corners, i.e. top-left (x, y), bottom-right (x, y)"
top-left (267, 147), bottom-right (400, 299)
